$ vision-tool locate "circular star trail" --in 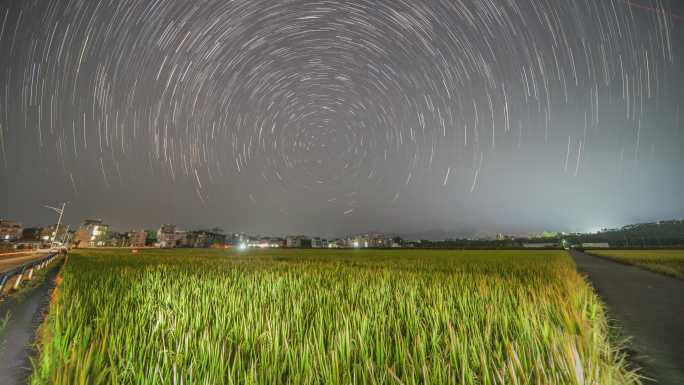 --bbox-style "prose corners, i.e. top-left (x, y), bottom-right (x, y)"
top-left (0, 0), bottom-right (682, 234)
